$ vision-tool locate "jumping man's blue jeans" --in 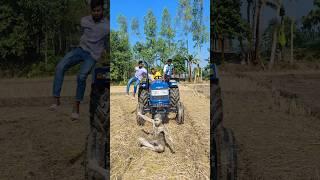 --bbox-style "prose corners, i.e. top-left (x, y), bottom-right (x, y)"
top-left (126, 76), bottom-right (140, 95)
top-left (53, 47), bottom-right (96, 102)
